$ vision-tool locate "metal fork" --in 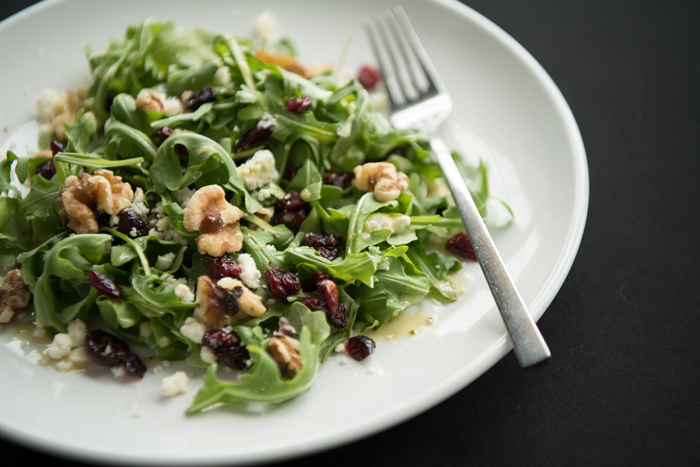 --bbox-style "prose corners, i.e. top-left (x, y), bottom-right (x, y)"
top-left (363, 6), bottom-right (551, 367)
